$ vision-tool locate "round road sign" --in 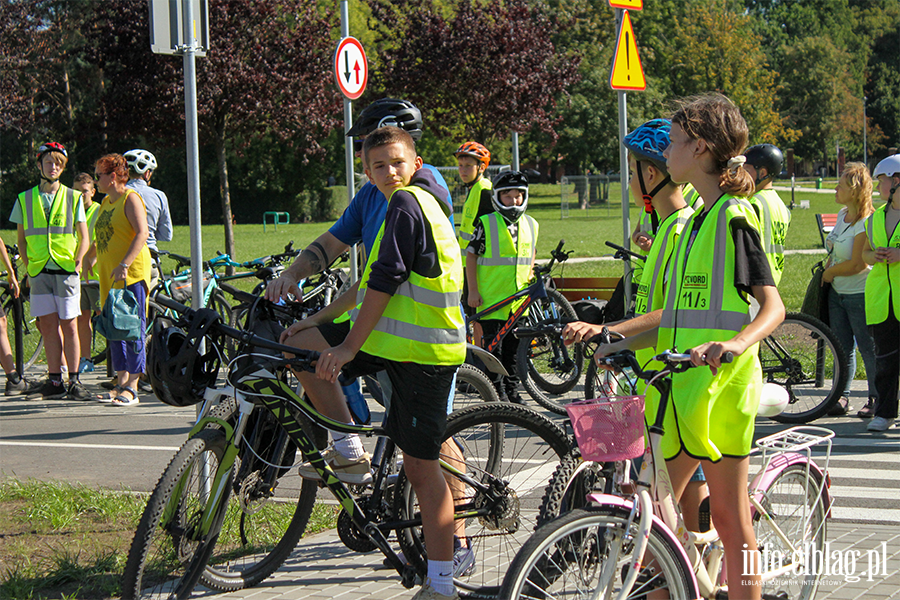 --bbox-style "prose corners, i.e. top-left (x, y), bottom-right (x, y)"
top-left (334, 37), bottom-right (368, 100)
